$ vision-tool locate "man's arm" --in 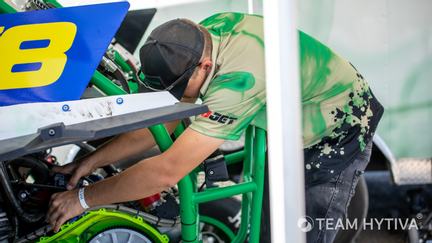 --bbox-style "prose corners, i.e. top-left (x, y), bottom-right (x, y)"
top-left (47, 128), bottom-right (224, 231)
top-left (53, 120), bottom-right (181, 189)
top-left (84, 119), bottom-right (180, 168)
top-left (86, 97), bottom-right (197, 168)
